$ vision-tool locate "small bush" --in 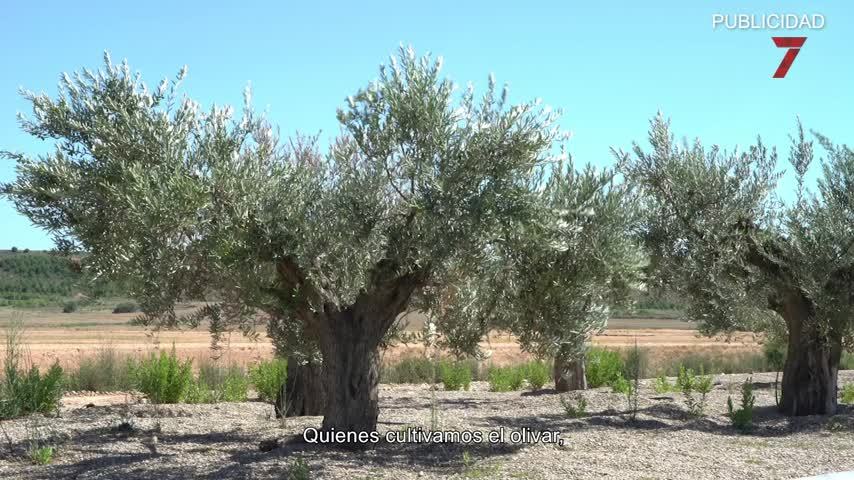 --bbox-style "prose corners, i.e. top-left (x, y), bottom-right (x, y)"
top-left (134, 350), bottom-right (193, 404)
top-left (287, 457), bottom-right (311, 480)
top-left (0, 317), bottom-right (65, 419)
top-left (728, 377), bottom-right (756, 433)
top-left (381, 357), bottom-right (435, 384)
top-left (560, 393), bottom-right (588, 418)
top-left (28, 445), bottom-right (55, 465)
top-left (112, 302), bottom-right (139, 314)
top-left (68, 348), bottom-right (136, 392)
top-left (219, 368), bottom-right (249, 402)
top-left (608, 372), bottom-right (639, 419)
top-left (678, 365), bottom-right (713, 417)
top-left (840, 384), bottom-right (854, 404)
top-left (585, 348), bottom-right (624, 388)
top-left (0, 362), bottom-right (65, 419)
top-left (610, 374), bottom-right (631, 394)
top-left (488, 366), bottom-right (525, 392)
top-left (61, 301), bottom-right (78, 313)
top-left (653, 373), bottom-right (678, 394)
top-left (440, 361), bottom-right (472, 391)
top-left (523, 361), bottom-right (550, 391)
top-left (186, 361), bottom-right (249, 403)
top-left (184, 379), bottom-right (215, 404)
top-left (250, 358), bottom-right (288, 403)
